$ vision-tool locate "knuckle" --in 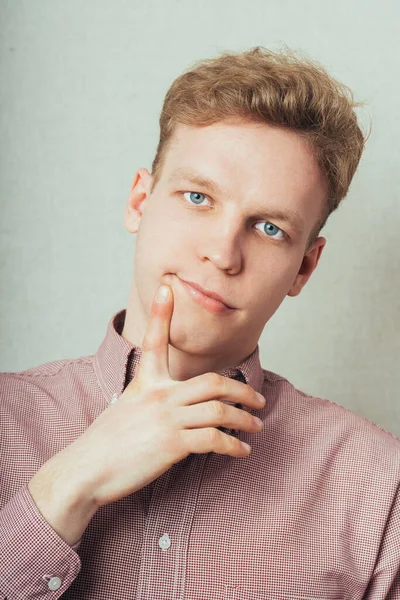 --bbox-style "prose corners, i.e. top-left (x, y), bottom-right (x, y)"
top-left (205, 427), bottom-right (219, 445)
top-left (205, 371), bottom-right (224, 392)
top-left (210, 400), bottom-right (225, 420)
